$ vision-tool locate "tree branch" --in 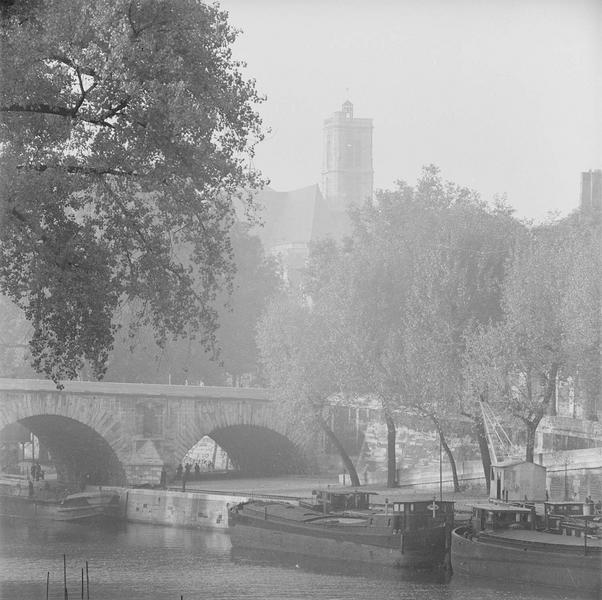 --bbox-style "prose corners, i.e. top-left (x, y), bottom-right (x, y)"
top-left (1, 103), bottom-right (116, 128)
top-left (18, 163), bottom-right (137, 177)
